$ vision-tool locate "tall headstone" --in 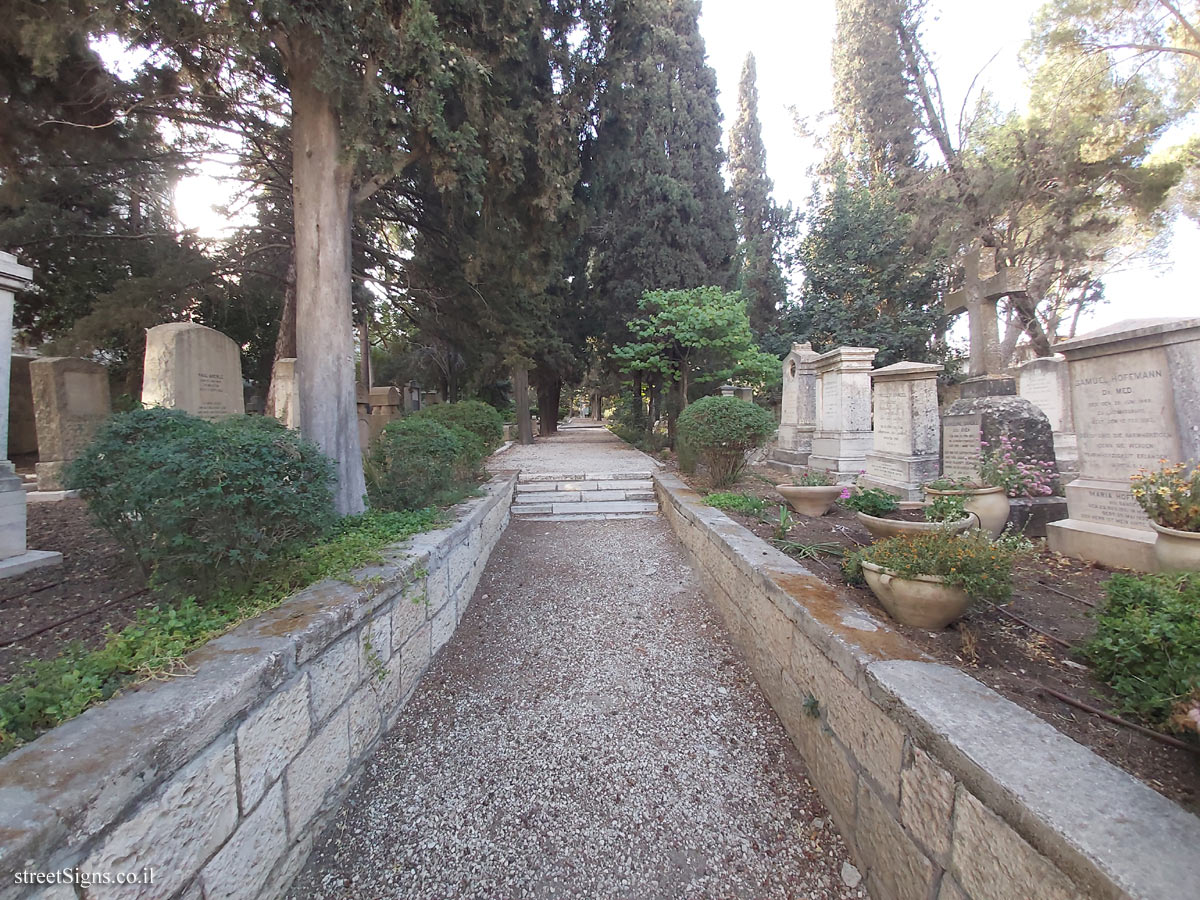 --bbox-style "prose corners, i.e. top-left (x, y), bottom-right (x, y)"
top-left (8, 355), bottom-right (38, 457)
top-left (403, 381), bottom-right (422, 413)
top-left (267, 358), bottom-right (300, 429)
top-left (142, 323), bottom-right (245, 420)
top-left (30, 358), bottom-right (111, 491)
top-left (1047, 318), bottom-right (1200, 571)
top-left (1017, 355), bottom-right (1078, 482)
top-left (771, 342), bottom-right (819, 473)
top-left (0, 253), bottom-right (61, 577)
top-left (368, 385), bottom-right (401, 445)
top-left (809, 346), bottom-right (878, 482)
top-left (860, 361), bottom-right (943, 500)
